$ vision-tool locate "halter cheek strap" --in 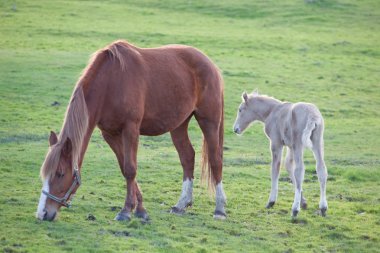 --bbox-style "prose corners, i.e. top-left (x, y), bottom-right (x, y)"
top-left (42, 165), bottom-right (81, 208)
